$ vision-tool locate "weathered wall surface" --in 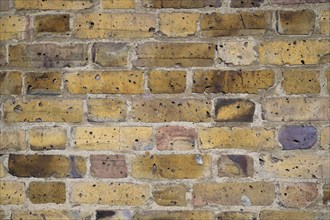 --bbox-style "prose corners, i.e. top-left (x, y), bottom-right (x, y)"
top-left (0, 0), bottom-right (329, 219)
